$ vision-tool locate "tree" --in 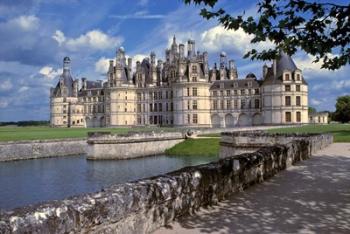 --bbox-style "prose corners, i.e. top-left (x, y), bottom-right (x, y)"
top-left (184, 0), bottom-right (350, 70)
top-left (334, 95), bottom-right (350, 123)
top-left (308, 106), bottom-right (317, 114)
